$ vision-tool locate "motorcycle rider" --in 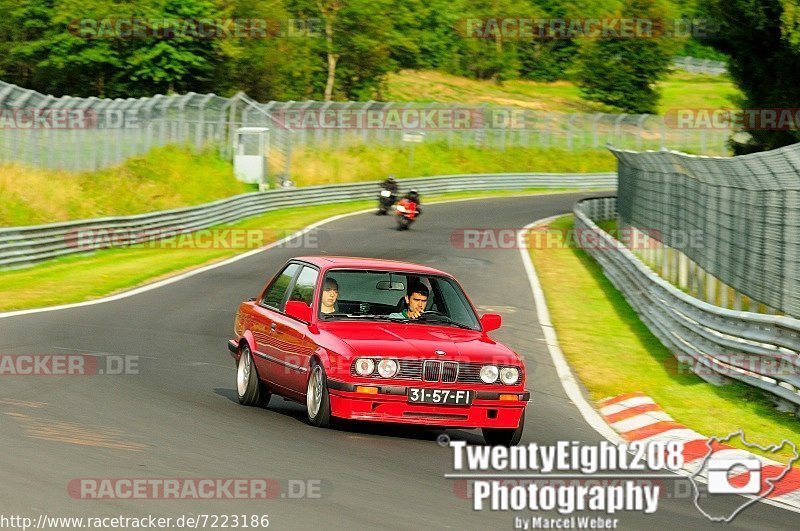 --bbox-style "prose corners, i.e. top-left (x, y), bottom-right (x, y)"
top-left (403, 188), bottom-right (422, 216)
top-left (381, 175), bottom-right (399, 193)
top-left (377, 175), bottom-right (399, 215)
